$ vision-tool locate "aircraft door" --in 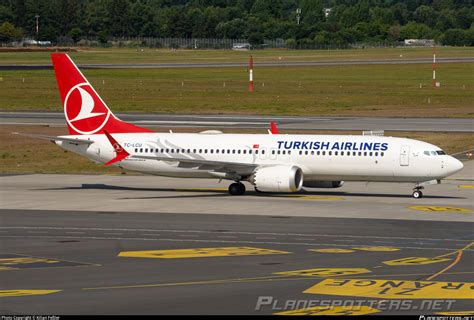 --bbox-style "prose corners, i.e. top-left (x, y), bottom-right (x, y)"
top-left (400, 145), bottom-right (410, 166)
